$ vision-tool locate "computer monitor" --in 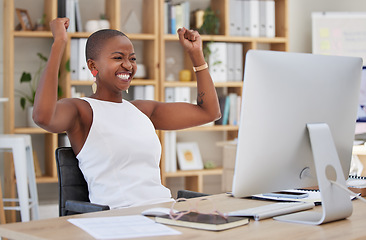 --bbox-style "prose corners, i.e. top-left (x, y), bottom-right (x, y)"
top-left (232, 50), bottom-right (362, 224)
